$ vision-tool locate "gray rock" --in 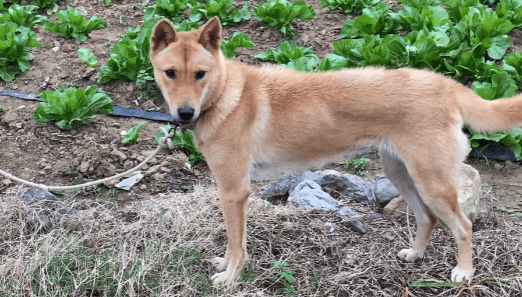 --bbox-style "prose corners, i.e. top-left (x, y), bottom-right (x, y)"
top-left (21, 188), bottom-right (77, 228)
top-left (21, 188), bottom-right (58, 205)
top-left (374, 174), bottom-right (400, 204)
top-left (289, 180), bottom-right (367, 234)
top-left (263, 170), bottom-right (375, 204)
top-left (289, 180), bottom-right (338, 211)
